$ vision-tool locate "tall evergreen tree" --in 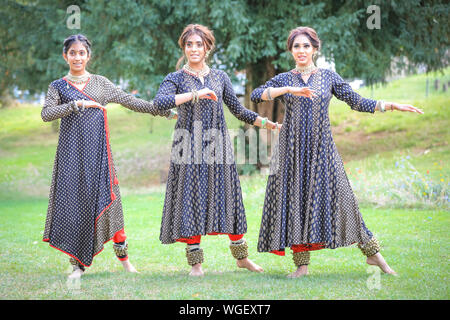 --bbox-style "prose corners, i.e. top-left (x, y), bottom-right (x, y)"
top-left (1, 0), bottom-right (448, 113)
